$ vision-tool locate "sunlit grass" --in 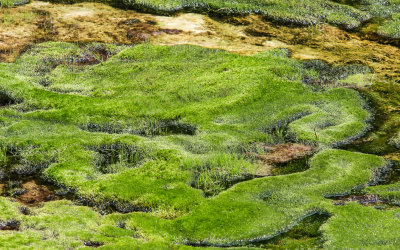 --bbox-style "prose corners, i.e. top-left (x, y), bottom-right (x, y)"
top-left (0, 42), bottom-right (391, 248)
